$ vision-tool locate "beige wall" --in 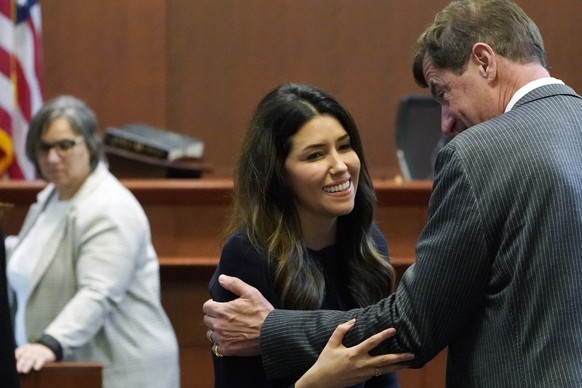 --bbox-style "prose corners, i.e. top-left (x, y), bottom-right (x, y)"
top-left (41, 0), bottom-right (582, 179)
